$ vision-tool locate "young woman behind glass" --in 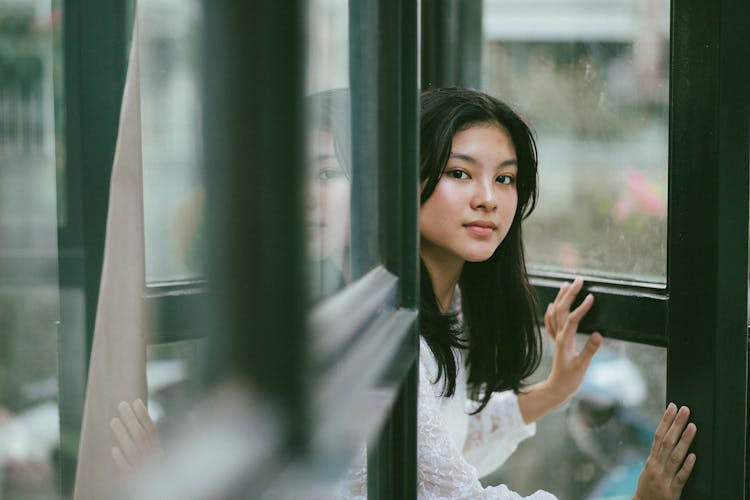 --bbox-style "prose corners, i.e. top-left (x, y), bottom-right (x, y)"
top-left (112, 88), bottom-right (696, 500)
